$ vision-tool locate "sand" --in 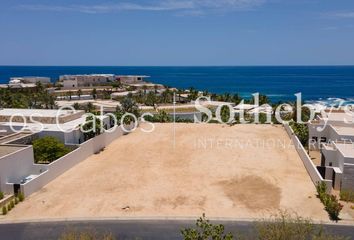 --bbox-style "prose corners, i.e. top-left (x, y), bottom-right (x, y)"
top-left (4, 123), bottom-right (328, 221)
